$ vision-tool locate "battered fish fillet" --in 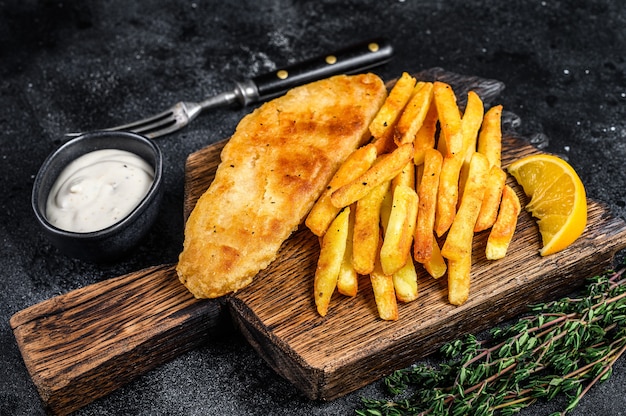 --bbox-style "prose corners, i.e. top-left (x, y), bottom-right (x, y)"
top-left (176, 73), bottom-right (387, 298)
